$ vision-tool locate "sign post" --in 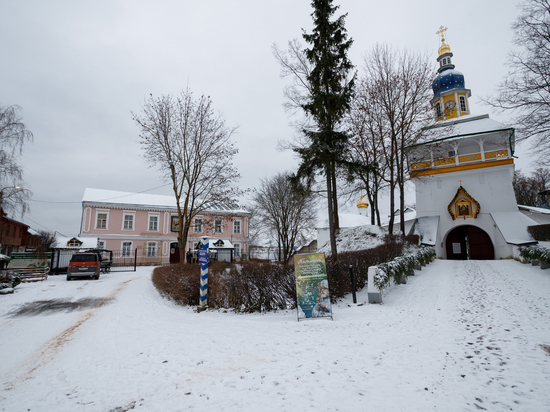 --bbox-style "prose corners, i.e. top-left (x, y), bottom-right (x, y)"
top-left (294, 253), bottom-right (333, 321)
top-left (197, 236), bottom-right (210, 312)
